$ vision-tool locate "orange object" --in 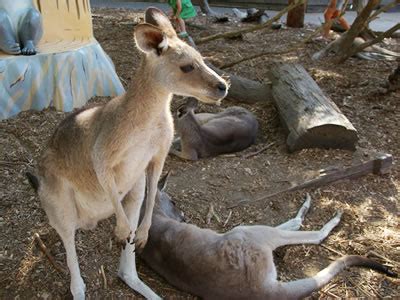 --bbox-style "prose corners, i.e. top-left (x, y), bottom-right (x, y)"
top-left (323, 0), bottom-right (350, 37)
